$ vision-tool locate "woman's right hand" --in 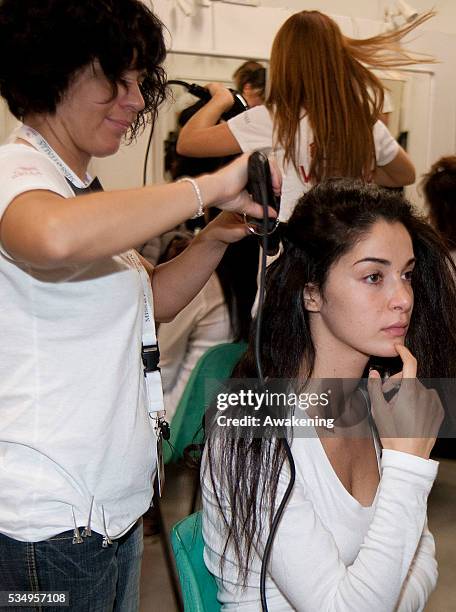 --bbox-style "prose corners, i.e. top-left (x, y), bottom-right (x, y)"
top-left (367, 345), bottom-right (444, 459)
top-left (204, 153), bottom-right (280, 220)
